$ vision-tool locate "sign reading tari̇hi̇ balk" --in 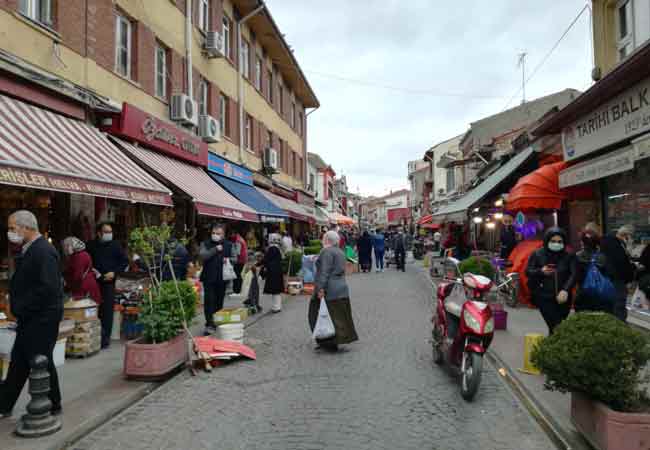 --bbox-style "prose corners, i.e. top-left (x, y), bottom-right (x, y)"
top-left (562, 77), bottom-right (650, 161)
